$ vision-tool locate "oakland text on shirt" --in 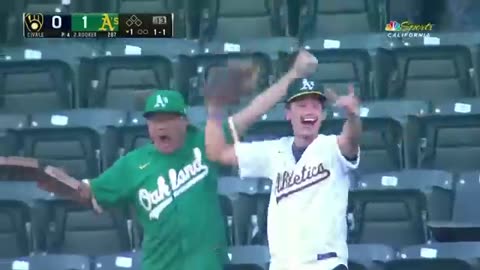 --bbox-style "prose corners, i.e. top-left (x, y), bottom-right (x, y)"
top-left (137, 147), bottom-right (209, 220)
top-left (275, 162), bottom-right (331, 202)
